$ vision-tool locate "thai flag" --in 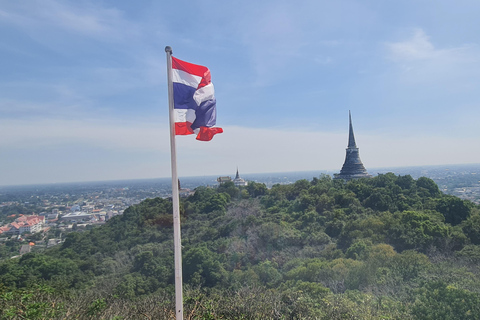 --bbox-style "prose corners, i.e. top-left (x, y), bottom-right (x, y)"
top-left (172, 57), bottom-right (223, 141)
